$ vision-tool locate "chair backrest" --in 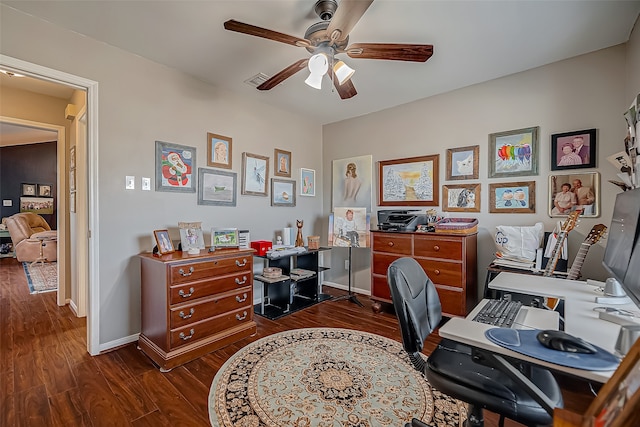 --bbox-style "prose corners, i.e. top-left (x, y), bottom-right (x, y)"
top-left (387, 257), bottom-right (442, 354)
top-left (5, 212), bottom-right (51, 244)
